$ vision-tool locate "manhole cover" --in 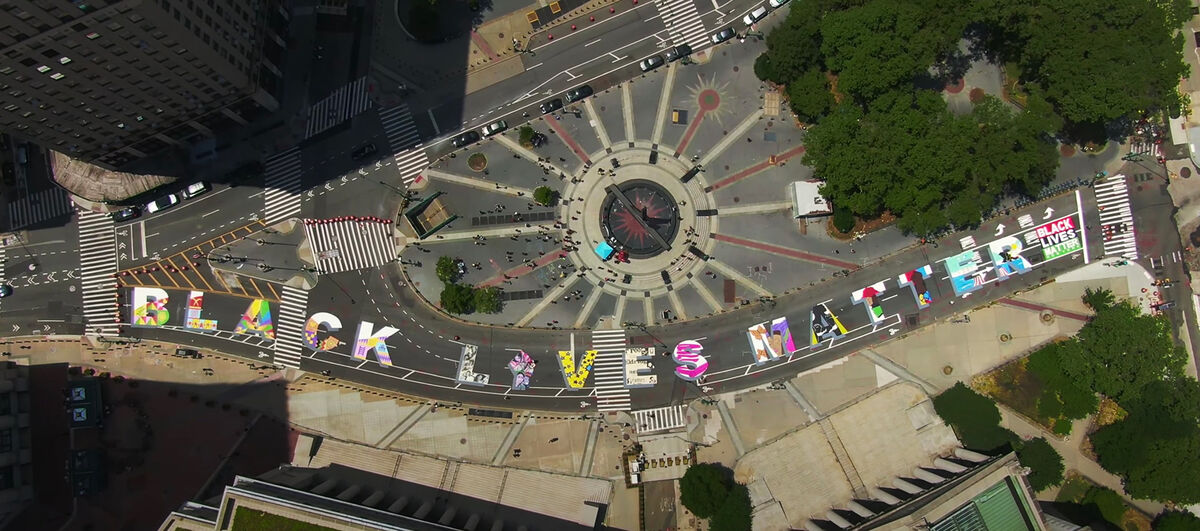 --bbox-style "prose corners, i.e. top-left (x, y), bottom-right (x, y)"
top-left (1182, 167), bottom-right (1192, 178)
